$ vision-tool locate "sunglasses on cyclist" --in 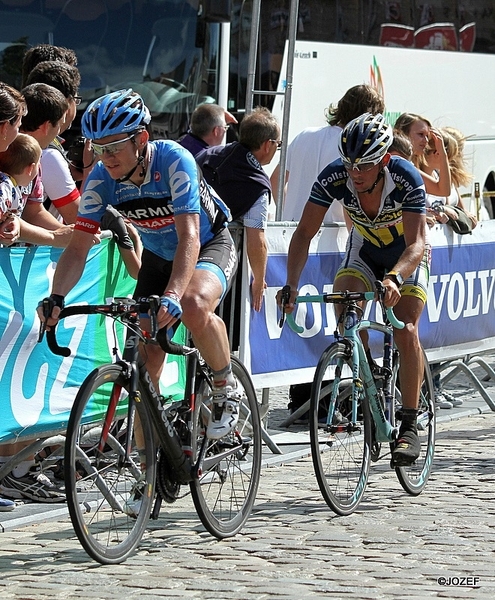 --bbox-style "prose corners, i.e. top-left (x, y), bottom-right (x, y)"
top-left (342, 157), bottom-right (382, 172)
top-left (91, 135), bottom-right (136, 156)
